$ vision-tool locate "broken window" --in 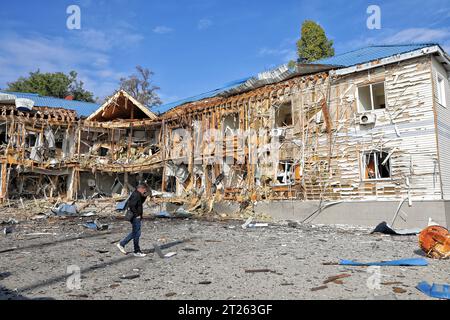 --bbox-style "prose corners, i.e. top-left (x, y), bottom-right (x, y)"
top-left (0, 124), bottom-right (7, 144)
top-left (25, 132), bottom-right (37, 148)
top-left (275, 102), bottom-right (293, 128)
top-left (223, 113), bottom-right (239, 136)
top-left (437, 74), bottom-right (447, 107)
top-left (276, 161), bottom-right (295, 185)
top-left (358, 82), bottom-right (386, 112)
top-left (362, 151), bottom-right (391, 180)
top-left (99, 147), bottom-right (109, 157)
